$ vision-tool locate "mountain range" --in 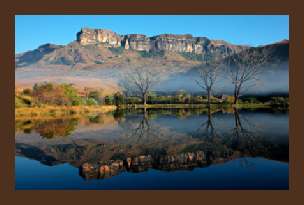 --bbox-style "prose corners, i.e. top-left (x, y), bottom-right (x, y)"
top-left (15, 28), bottom-right (289, 95)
